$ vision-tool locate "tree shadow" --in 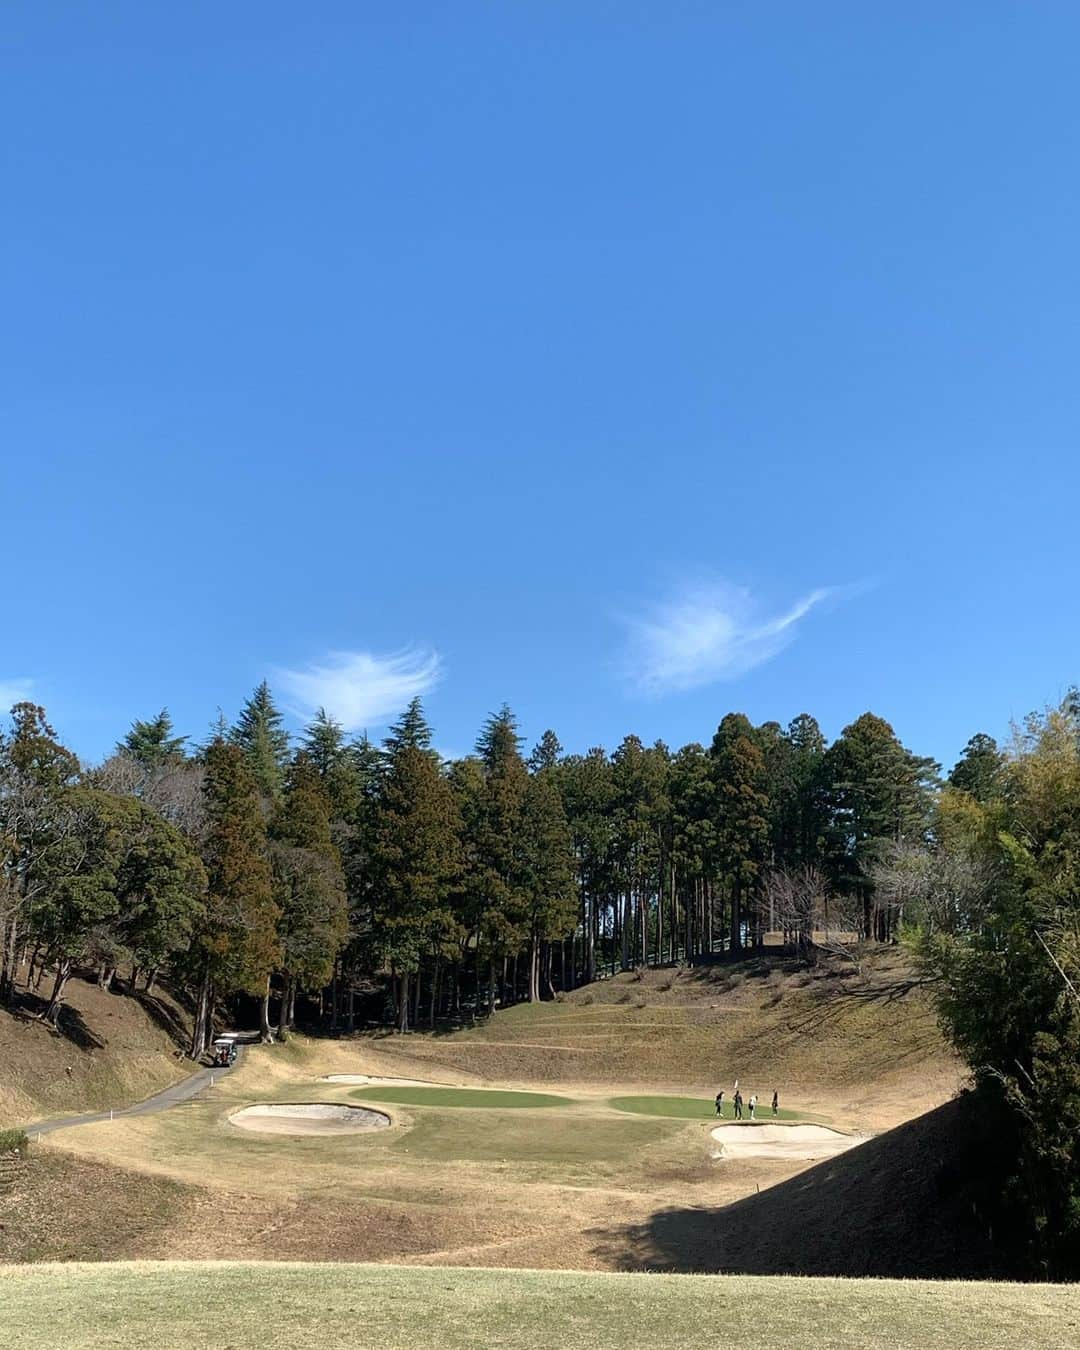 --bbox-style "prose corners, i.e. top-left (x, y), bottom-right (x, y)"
top-left (131, 989), bottom-right (190, 1050)
top-left (7, 987), bottom-right (107, 1052)
top-left (587, 1097), bottom-right (1028, 1280)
